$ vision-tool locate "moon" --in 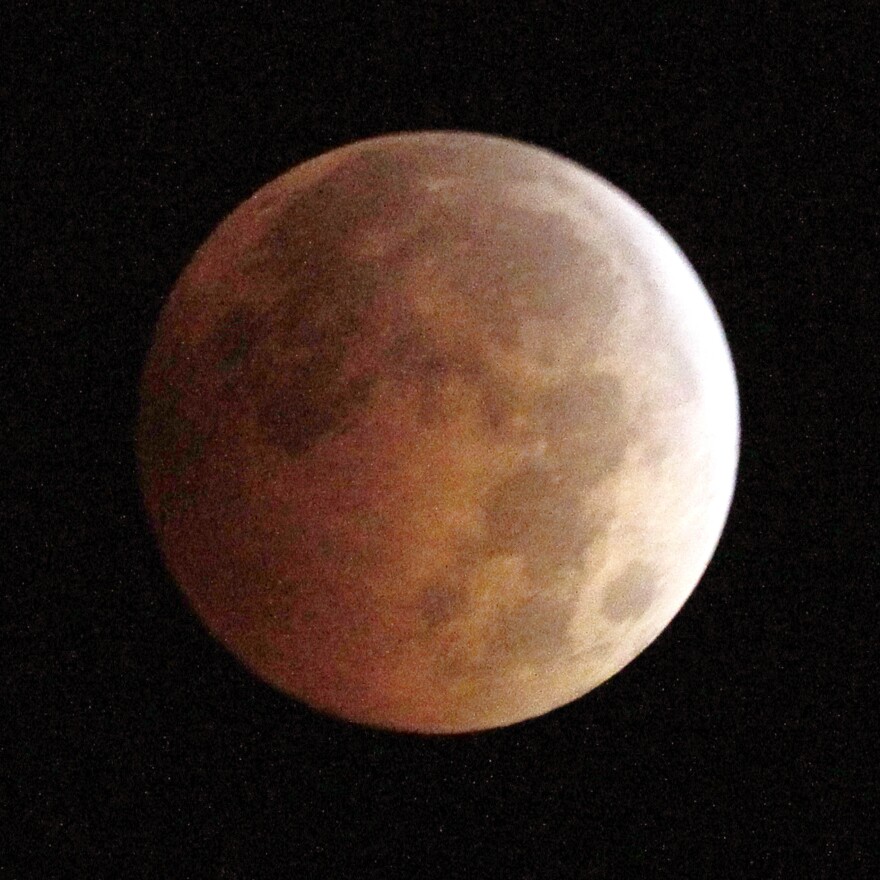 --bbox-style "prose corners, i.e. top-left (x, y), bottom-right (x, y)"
top-left (137, 131), bottom-right (739, 733)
